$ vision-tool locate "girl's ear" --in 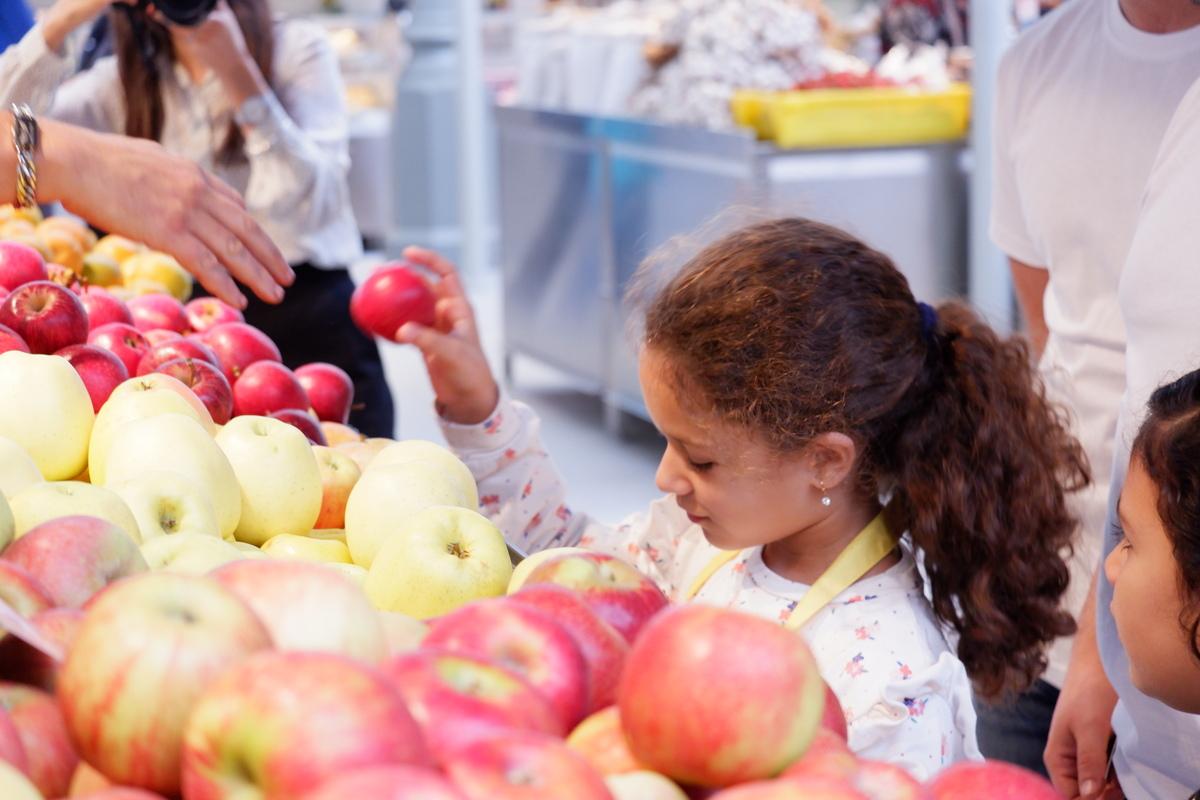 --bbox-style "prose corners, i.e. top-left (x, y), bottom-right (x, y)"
top-left (805, 431), bottom-right (858, 492)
